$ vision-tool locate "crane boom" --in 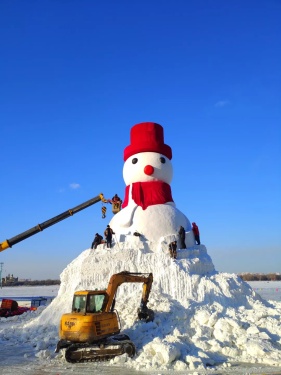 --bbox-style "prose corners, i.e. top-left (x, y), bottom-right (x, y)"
top-left (0, 193), bottom-right (107, 252)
